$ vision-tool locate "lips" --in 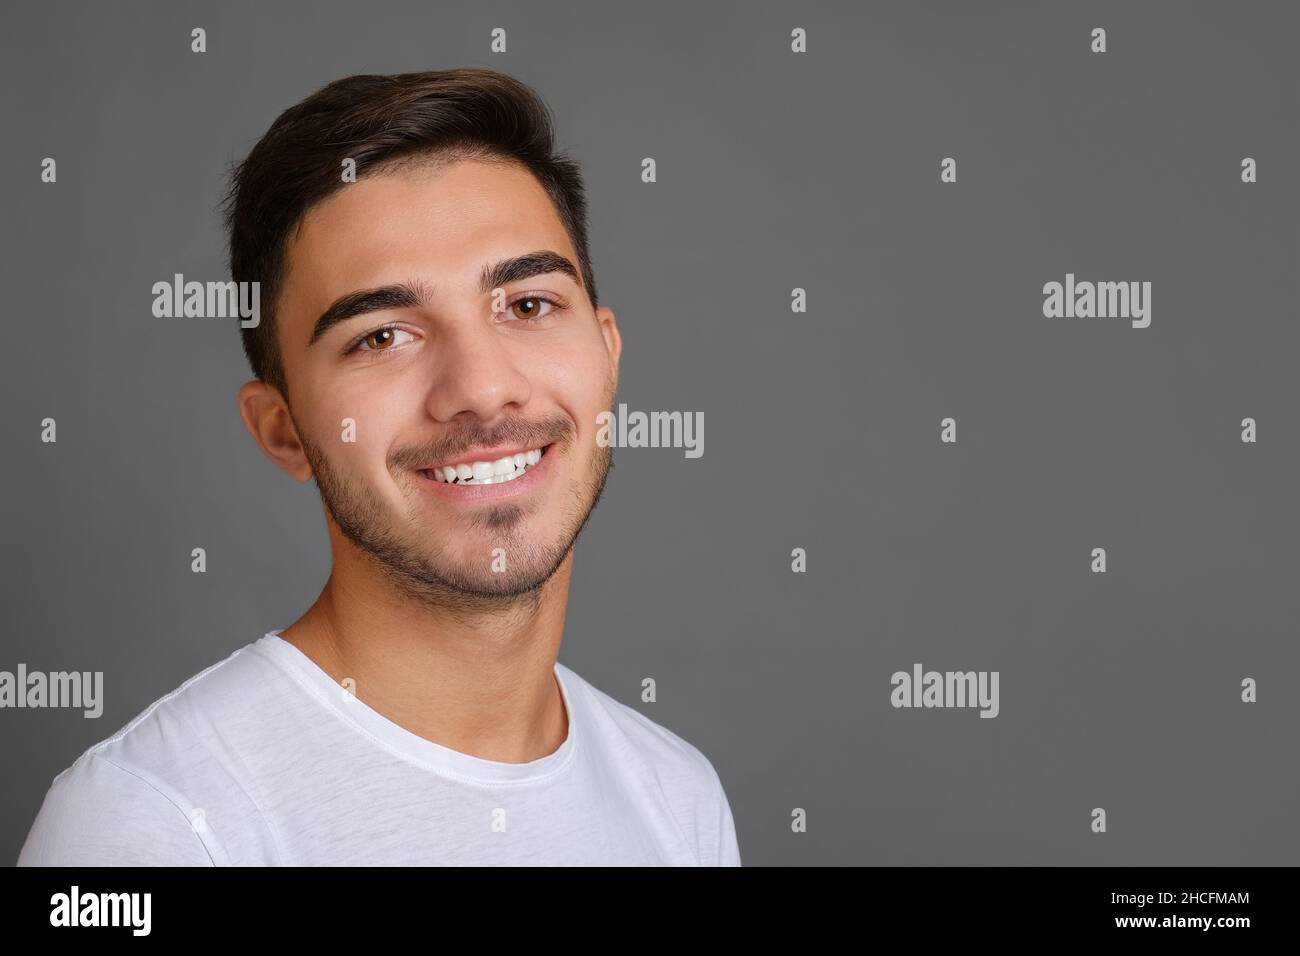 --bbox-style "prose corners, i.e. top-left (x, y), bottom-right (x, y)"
top-left (419, 444), bottom-right (552, 486)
